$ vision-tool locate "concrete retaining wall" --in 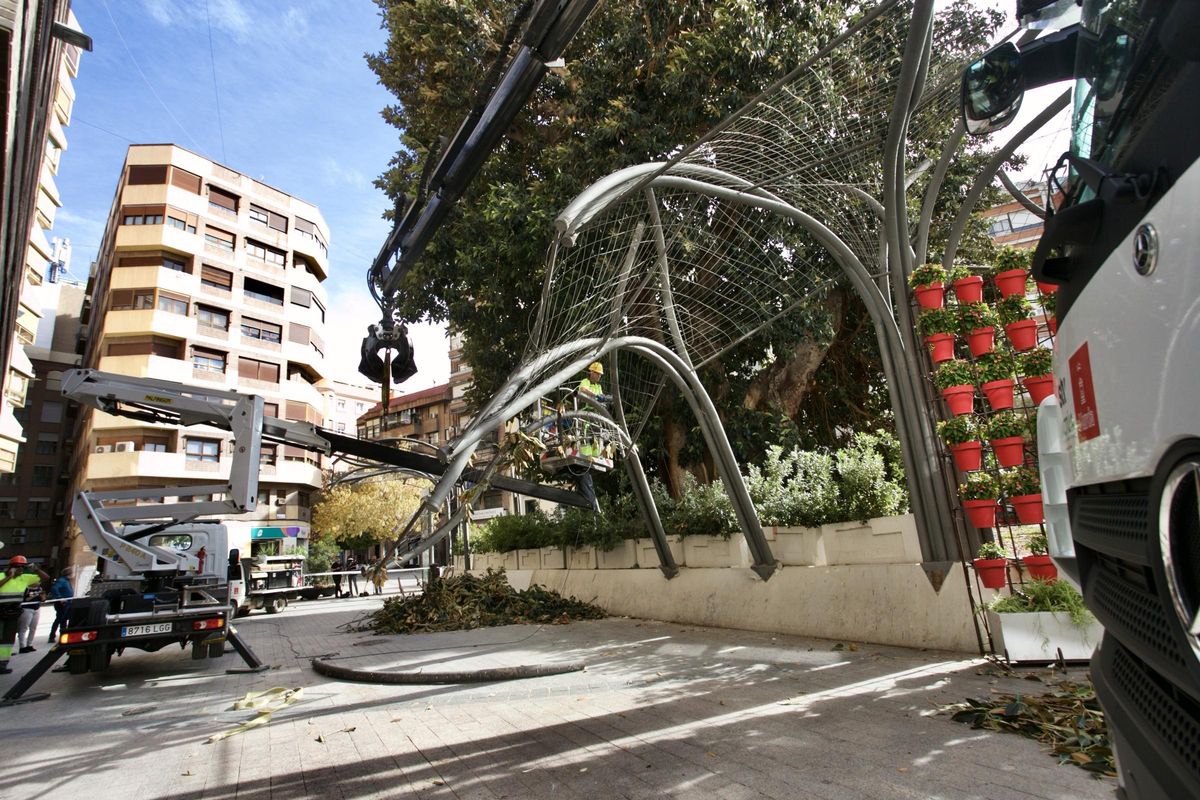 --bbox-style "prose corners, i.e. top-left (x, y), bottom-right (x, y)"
top-left (464, 513), bottom-right (980, 653)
